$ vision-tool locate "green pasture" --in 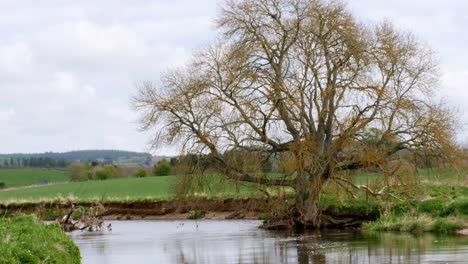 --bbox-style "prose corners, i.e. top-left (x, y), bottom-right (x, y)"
top-left (0, 175), bottom-right (271, 203)
top-left (0, 169), bottom-right (69, 188)
top-left (0, 167), bottom-right (466, 206)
